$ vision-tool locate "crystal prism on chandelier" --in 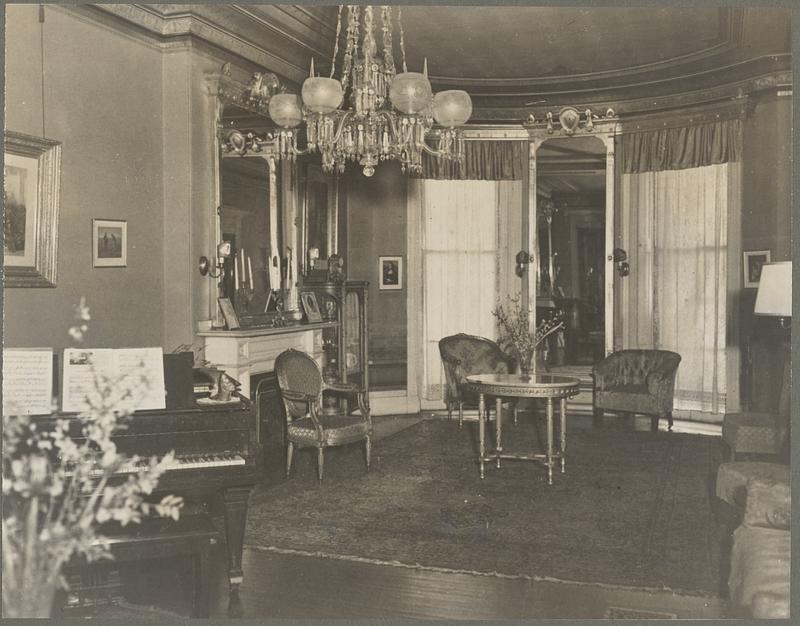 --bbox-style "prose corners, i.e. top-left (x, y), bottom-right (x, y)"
top-left (267, 5), bottom-right (472, 176)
